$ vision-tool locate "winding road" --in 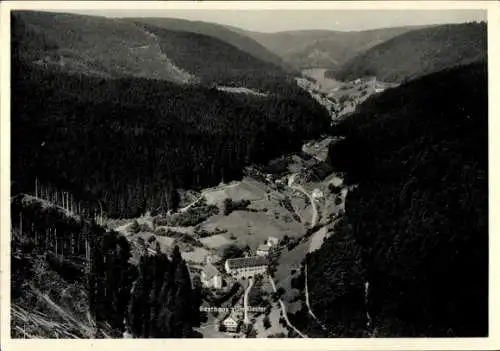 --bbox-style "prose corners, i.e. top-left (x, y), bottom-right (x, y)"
top-left (288, 174), bottom-right (327, 331)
